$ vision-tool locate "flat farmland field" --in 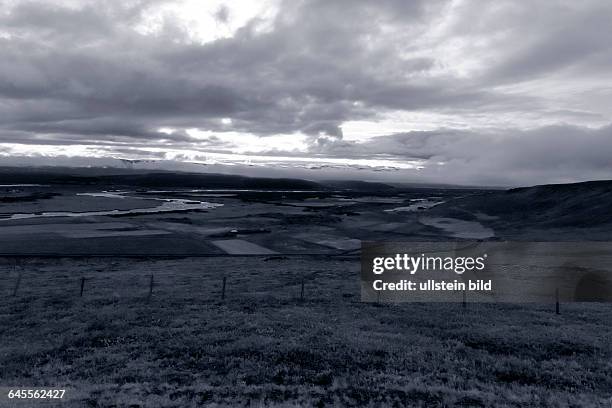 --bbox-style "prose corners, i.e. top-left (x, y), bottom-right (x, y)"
top-left (1, 256), bottom-right (611, 407)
